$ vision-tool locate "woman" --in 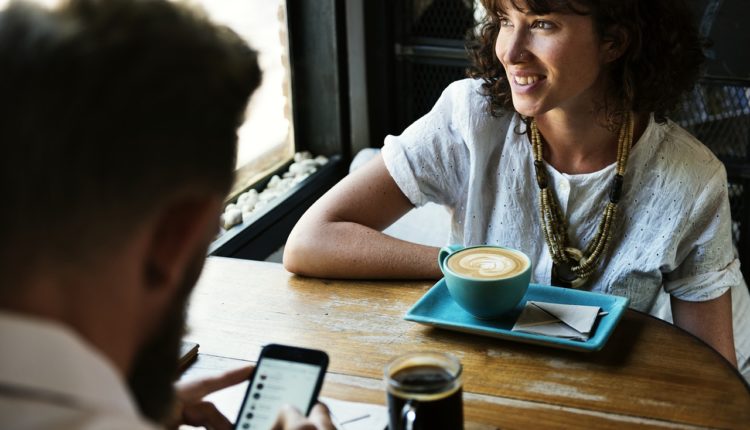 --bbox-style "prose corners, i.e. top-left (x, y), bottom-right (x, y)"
top-left (284, 0), bottom-right (750, 379)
